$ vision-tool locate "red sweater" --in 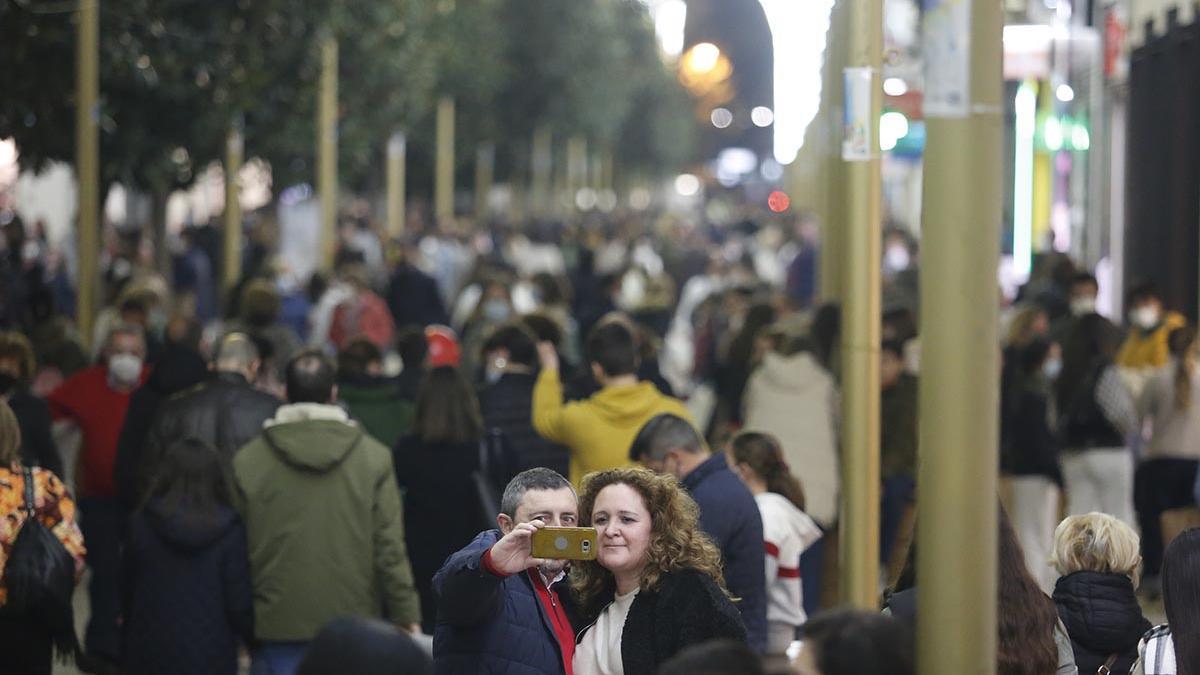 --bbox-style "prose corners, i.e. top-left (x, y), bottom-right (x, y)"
top-left (48, 365), bottom-right (146, 499)
top-left (482, 548), bottom-right (575, 675)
